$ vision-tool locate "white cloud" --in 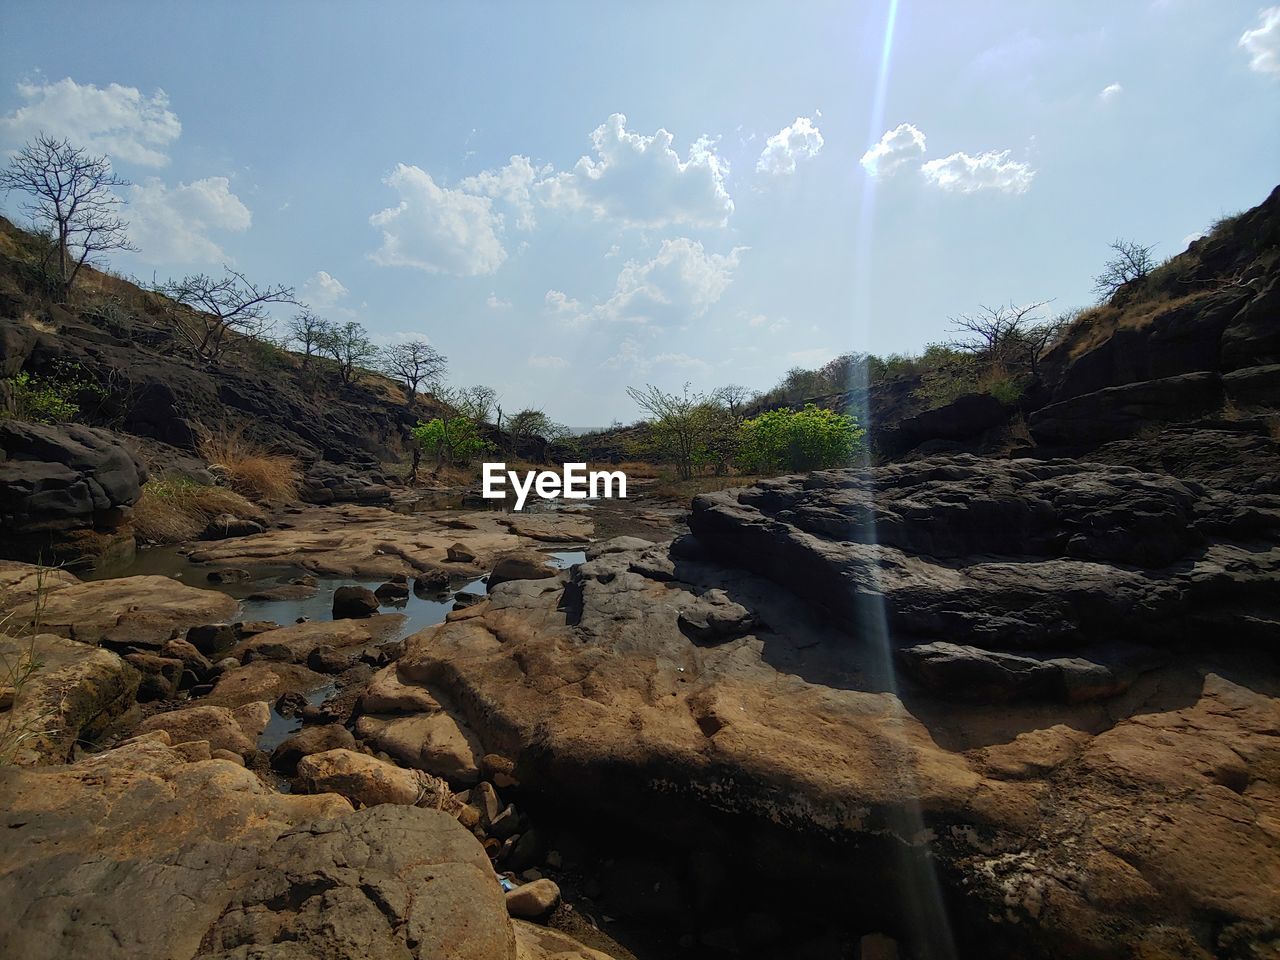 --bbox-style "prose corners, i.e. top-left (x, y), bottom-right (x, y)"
top-left (0, 77), bottom-right (181, 167)
top-left (605, 244), bottom-right (621, 258)
top-left (756, 115), bottom-right (824, 175)
top-left (536, 113), bottom-right (733, 228)
top-left (544, 289), bottom-right (589, 328)
top-left (302, 270), bottom-right (349, 308)
top-left (126, 176), bottom-right (251, 263)
top-left (369, 163), bottom-right (506, 276)
top-left (528, 354), bottom-right (569, 369)
top-left (921, 150), bottom-right (1035, 194)
top-left (1099, 82), bottom-right (1123, 101)
top-left (860, 123), bottom-right (927, 177)
top-left (486, 292), bottom-right (512, 309)
top-left (460, 155), bottom-right (551, 230)
top-left (747, 312), bottom-right (788, 333)
top-left (1240, 7), bottom-right (1280, 75)
top-left (602, 336), bottom-right (709, 374)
